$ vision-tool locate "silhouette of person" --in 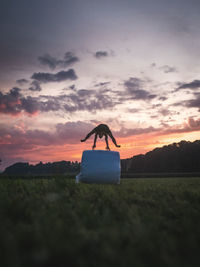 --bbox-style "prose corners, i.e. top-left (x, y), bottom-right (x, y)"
top-left (81, 124), bottom-right (121, 150)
